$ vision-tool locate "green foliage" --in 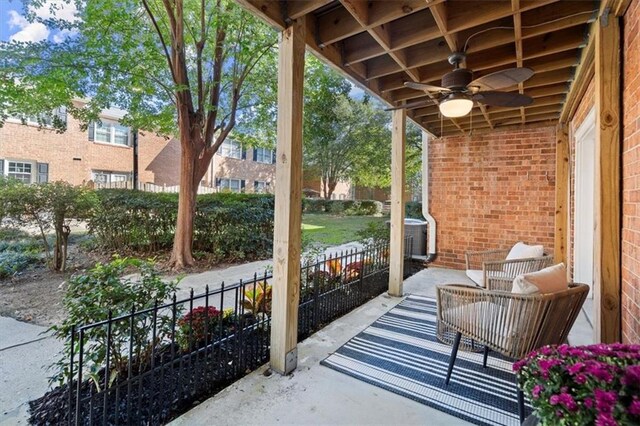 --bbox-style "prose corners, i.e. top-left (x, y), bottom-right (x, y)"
top-left (302, 199), bottom-right (381, 216)
top-left (0, 179), bottom-right (96, 271)
top-left (405, 202), bottom-right (423, 219)
top-left (89, 190), bottom-right (274, 261)
top-left (356, 221), bottom-right (390, 248)
top-left (49, 257), bottom-right (180, 388)
top-left (0, 226), bottom-right (43, 278)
